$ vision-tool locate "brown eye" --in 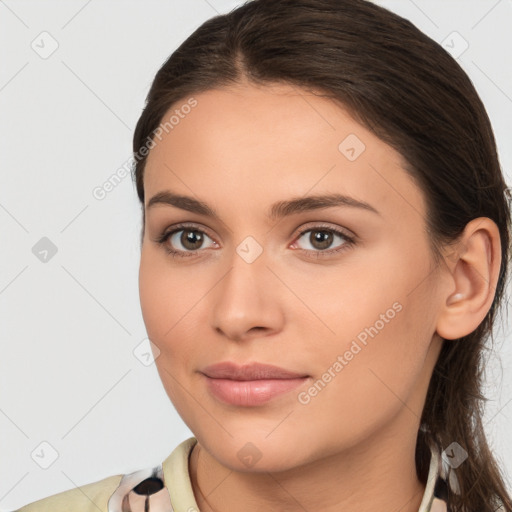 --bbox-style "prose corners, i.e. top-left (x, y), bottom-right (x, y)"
top-left (179, 229), bottom-right (205, 250)
top-left (295, 227), bottom-right (352, 253)
top-left (168, 228), bottom-right (216, 252)
top-left (156, 224), bottom-right (218, 258)
top-left (308, 230), bottom-right (334, 250)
